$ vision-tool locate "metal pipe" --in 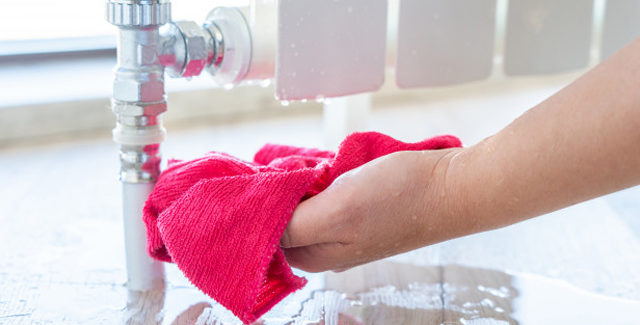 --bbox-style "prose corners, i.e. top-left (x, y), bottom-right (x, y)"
top-left (106, 0), bottom-right (171, 291)
top-left (106, 0), bottom-right (254, 291)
